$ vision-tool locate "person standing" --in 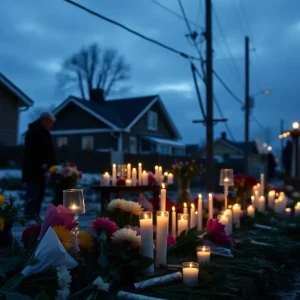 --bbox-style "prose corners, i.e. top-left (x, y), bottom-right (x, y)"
top-left (22, 112), bottom-right (56, 221)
